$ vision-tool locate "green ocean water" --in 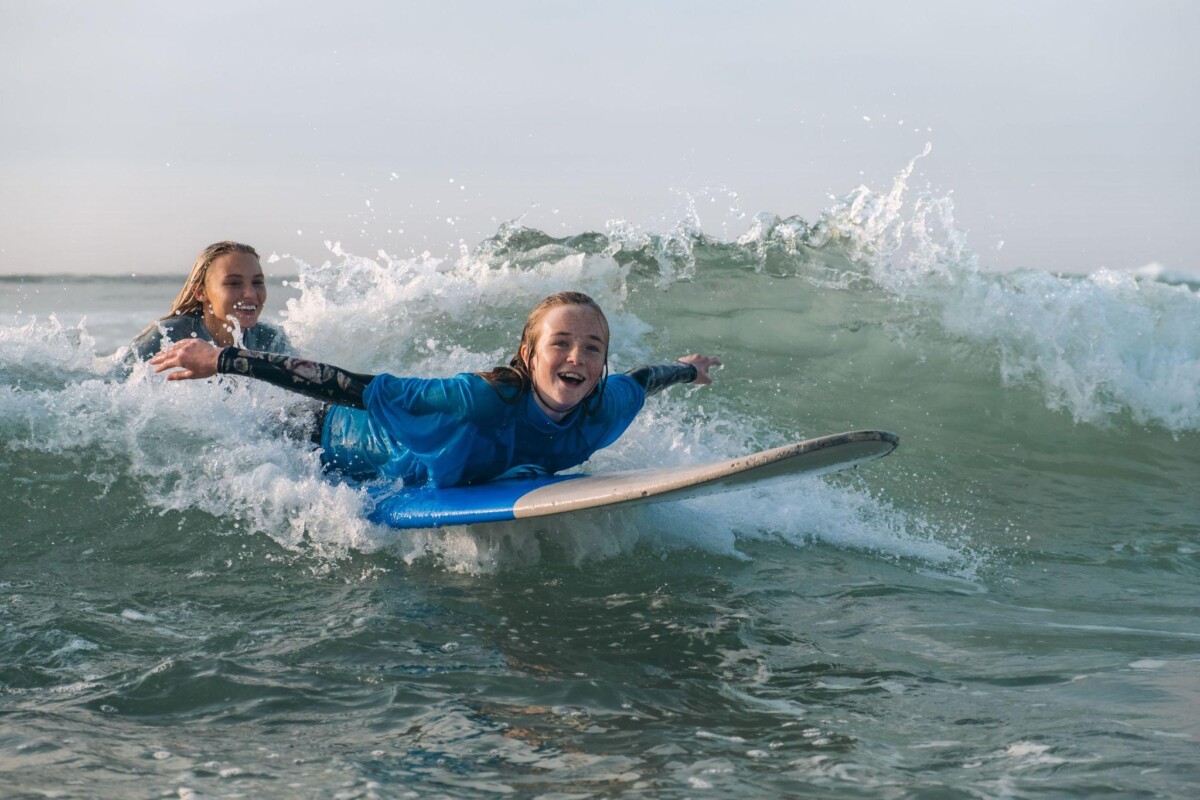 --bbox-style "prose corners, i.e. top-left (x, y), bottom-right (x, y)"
top-left (2, 180), bottom-right (1199, 798)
